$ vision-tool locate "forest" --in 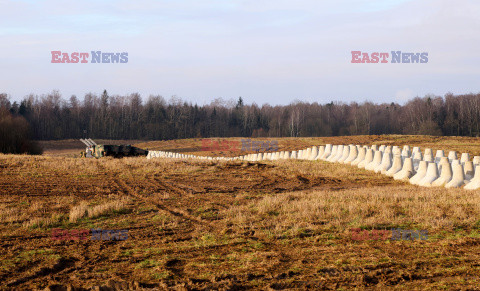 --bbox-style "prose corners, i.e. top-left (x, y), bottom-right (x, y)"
top-left (1, 91), bottom-right (479, 147)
